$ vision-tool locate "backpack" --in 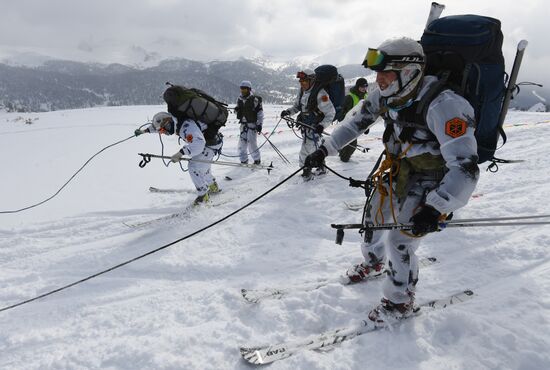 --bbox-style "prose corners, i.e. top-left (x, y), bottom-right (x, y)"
top-left (163, 85), bottom-right (228, 143)
top-left (305, 65), bottom-right (346, 121)
top-left (420, 15), bottom-right (506, 163)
